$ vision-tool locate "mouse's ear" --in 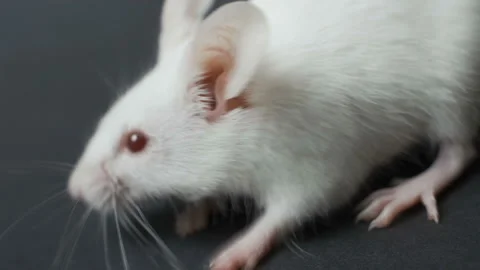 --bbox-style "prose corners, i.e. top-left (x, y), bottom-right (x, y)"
top-left (190, 2), bottom-right (269, 122)
top-left (159, 0), bottom-right (214, 60)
